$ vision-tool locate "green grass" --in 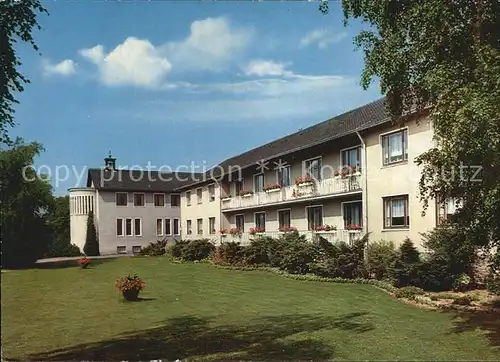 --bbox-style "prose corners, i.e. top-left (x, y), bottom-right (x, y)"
top-left (2, 257), bottom-right (500, 360)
